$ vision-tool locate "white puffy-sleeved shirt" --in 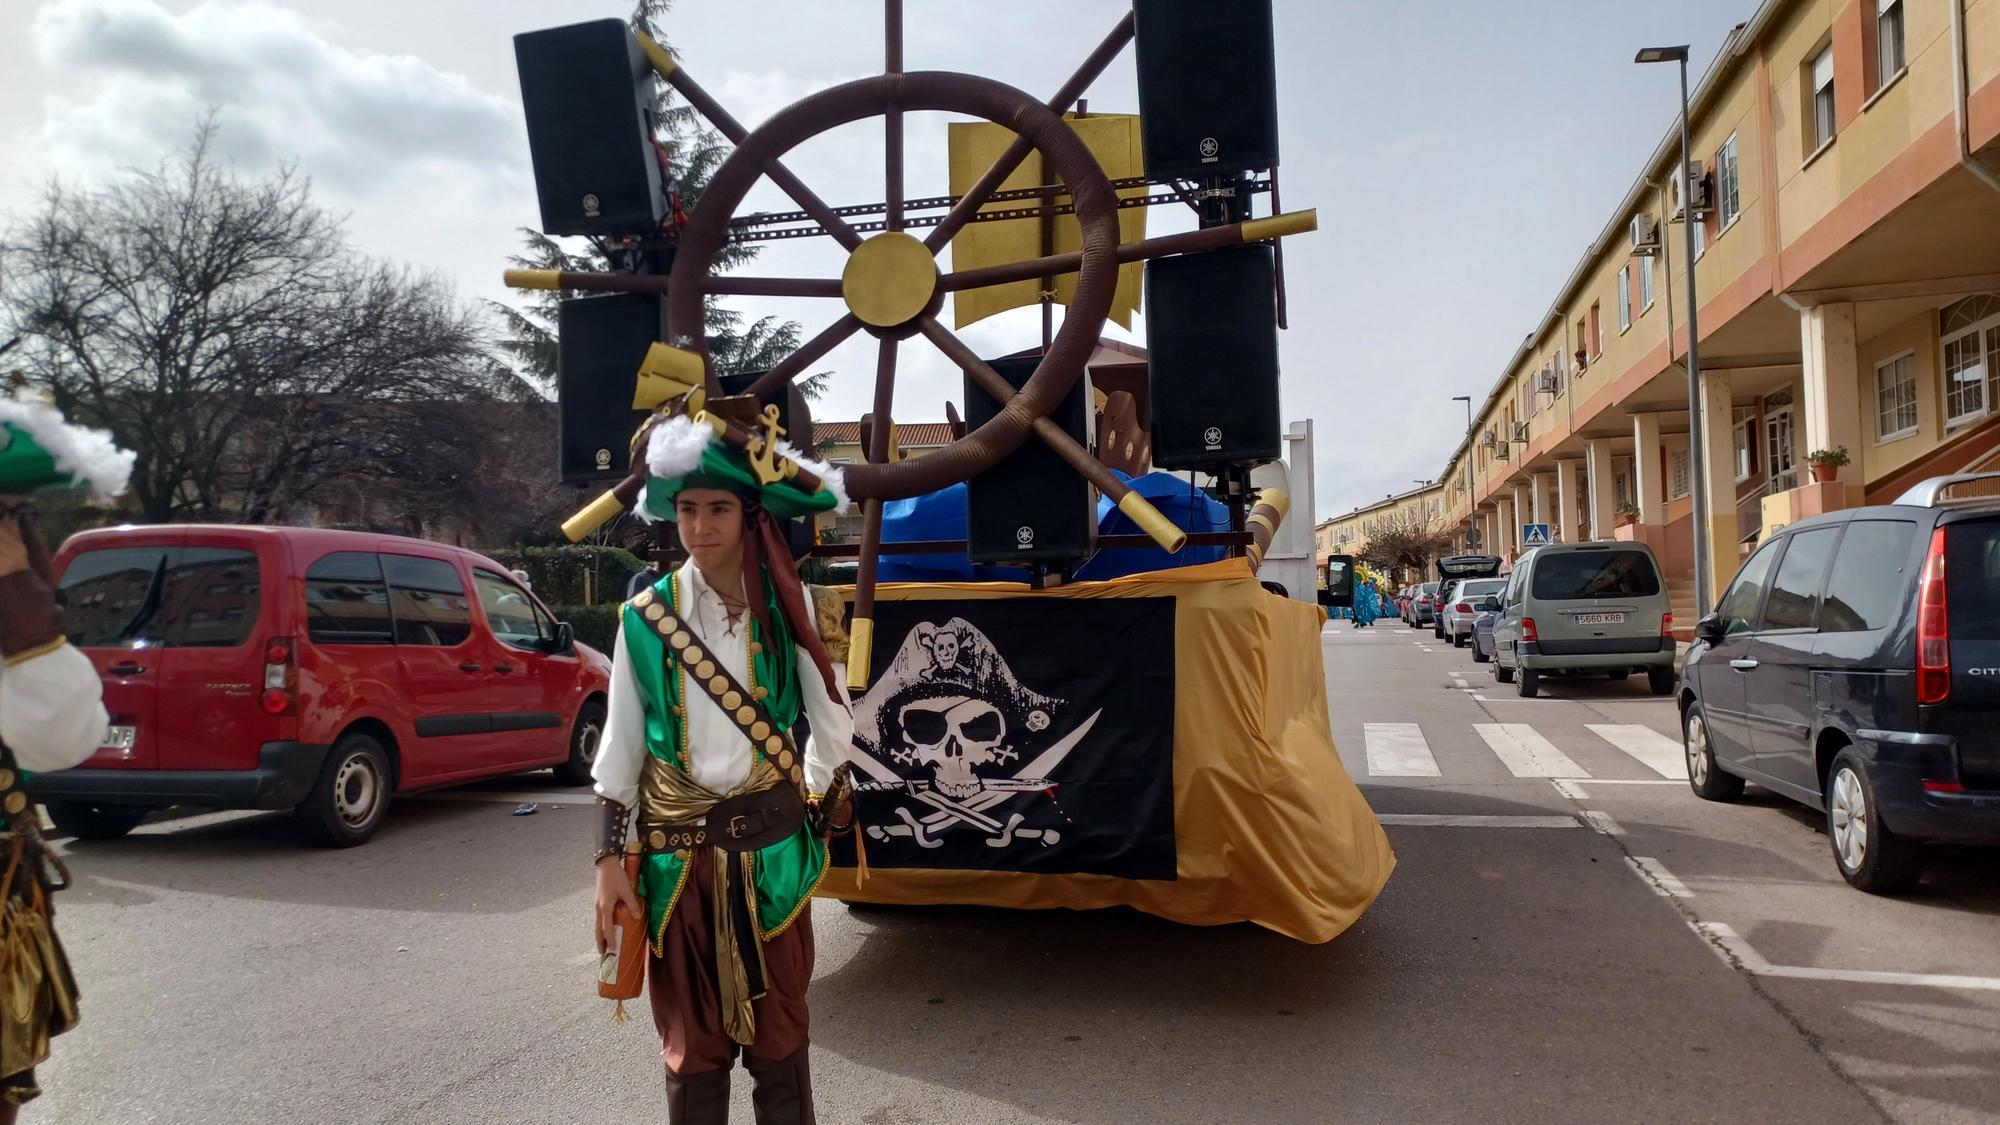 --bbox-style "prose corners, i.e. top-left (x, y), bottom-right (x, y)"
top-left (593, 560), bottom-right (854, 808)
top-left (1, 642), bottom-right (109, 773)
